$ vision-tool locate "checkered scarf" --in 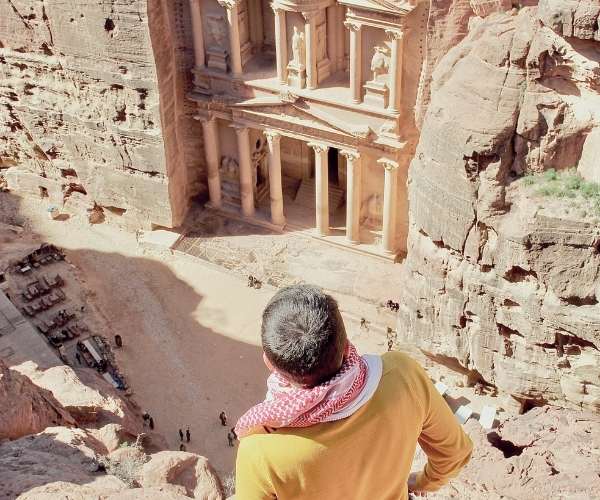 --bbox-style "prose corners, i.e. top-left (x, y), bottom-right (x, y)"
top-left (235, 343), bottom-right (368, 438)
